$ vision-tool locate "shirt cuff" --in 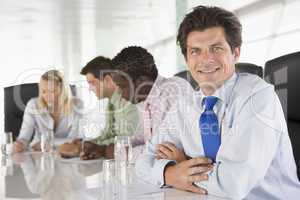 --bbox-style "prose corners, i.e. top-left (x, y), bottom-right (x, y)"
top-left (151, 159), bottom-right (176, 187)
